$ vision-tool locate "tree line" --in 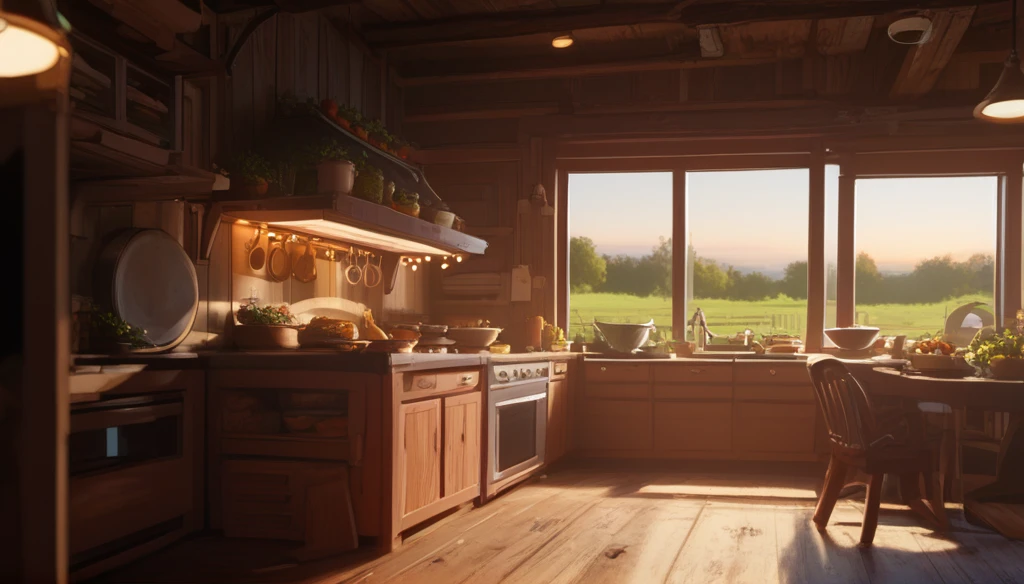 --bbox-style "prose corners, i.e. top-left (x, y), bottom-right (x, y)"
top-left (570, 236), bottom-right (994, 304)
